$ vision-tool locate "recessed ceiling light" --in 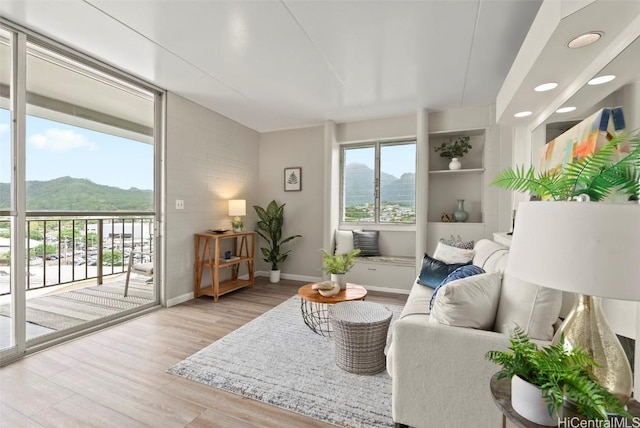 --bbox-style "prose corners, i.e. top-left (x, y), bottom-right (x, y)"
top-left (514, 111), bottom-right (532, 118)
top-left (568, 32), bottom-right (603, 49)
top-left (535, 82), bottom-right (558, 92)
top-left (556, 106), bottom-right (577, 113)
top-left (588, 75), bottom-right (616, 85)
